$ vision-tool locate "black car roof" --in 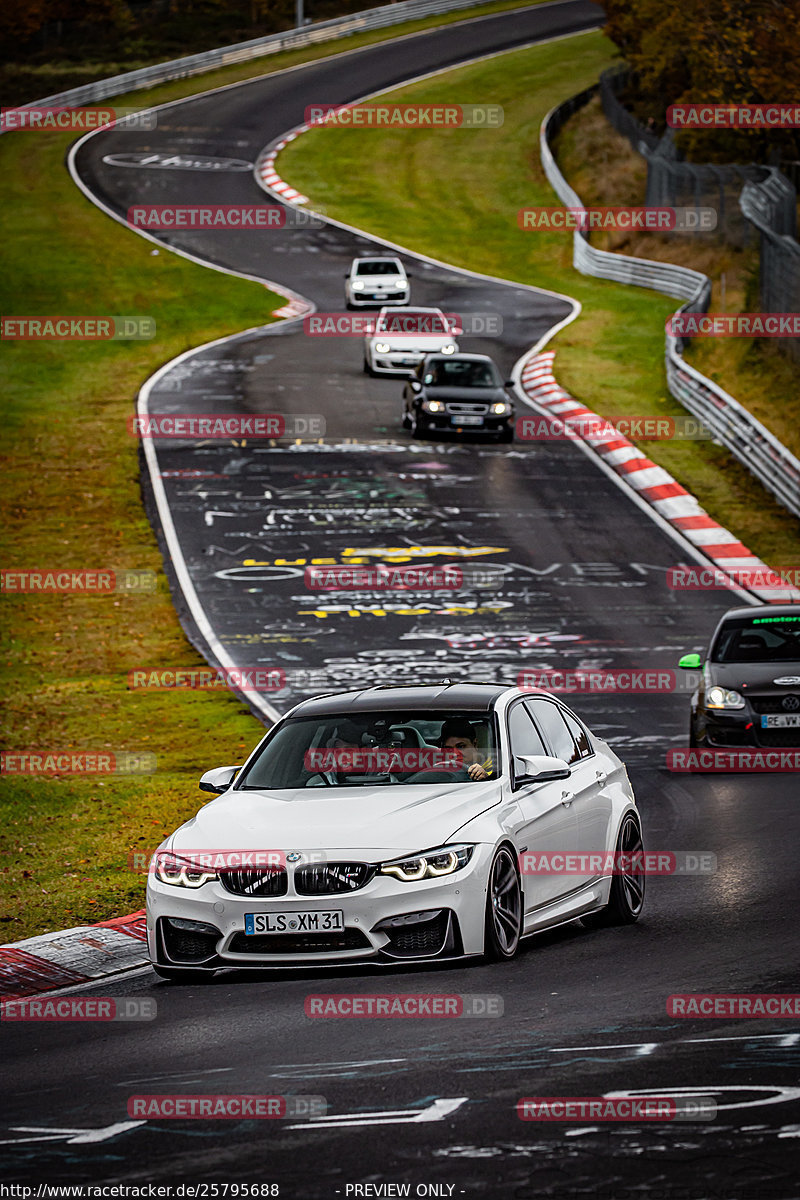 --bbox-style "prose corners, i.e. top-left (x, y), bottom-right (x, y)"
top-left (290, 683), bottom-right (509, 717)
top-left (721, 604), bottom-right (800, 620)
